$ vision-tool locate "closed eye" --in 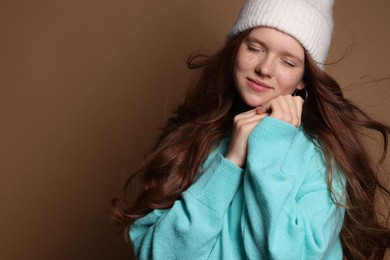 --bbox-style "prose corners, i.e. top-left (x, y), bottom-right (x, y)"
top-left (282, 58), bottom-right (296, 67)
top-left (247, 43), bottom-right (264, 53)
